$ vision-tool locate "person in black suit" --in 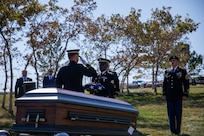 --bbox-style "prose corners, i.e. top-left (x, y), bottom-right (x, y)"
top-left (56, 48), bottom-right (97, 92)
top-left (15, 70), bottom-right (32, 98)
top-left (92, 58), bottom-right (120, 98)
top-left (43, 68), bottom-right (56, 88)
top-left (162, 55), bottom-right (189, 135)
